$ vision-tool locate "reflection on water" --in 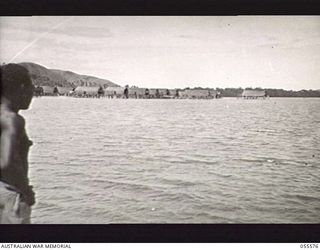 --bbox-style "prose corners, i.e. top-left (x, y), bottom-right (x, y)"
top-left (22, 97), bottom-right (320, 223)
